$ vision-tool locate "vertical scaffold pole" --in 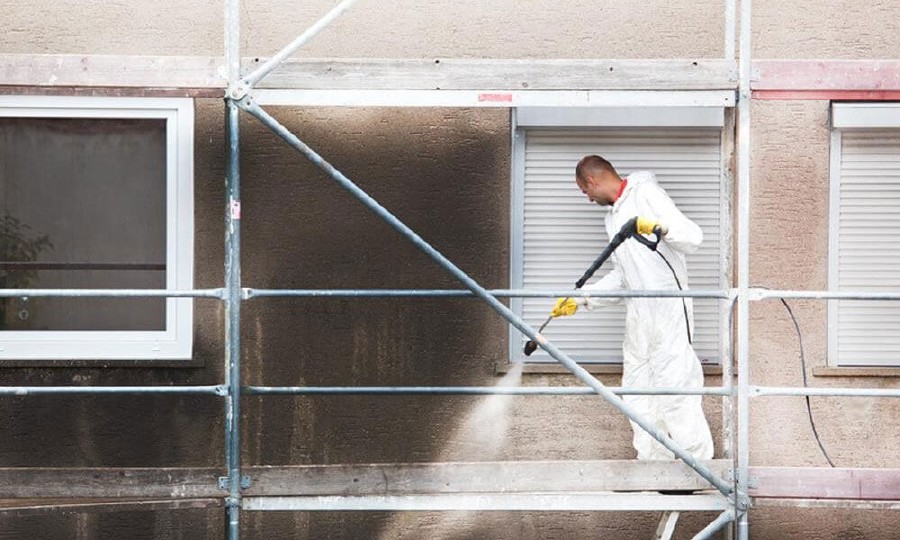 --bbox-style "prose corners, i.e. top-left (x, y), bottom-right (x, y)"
top-left (225, 0), bottom-right (243, 537)
top-left (736, 0), bottom-right (753, 536)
